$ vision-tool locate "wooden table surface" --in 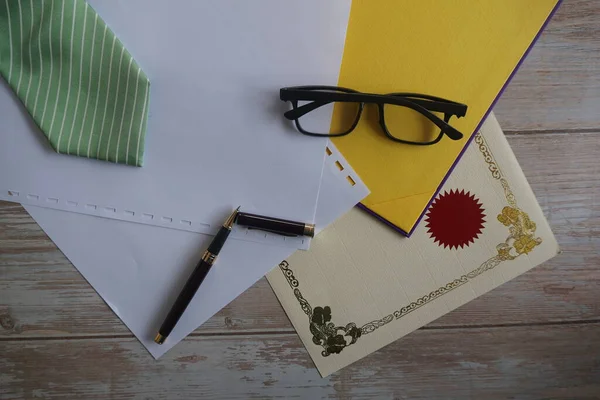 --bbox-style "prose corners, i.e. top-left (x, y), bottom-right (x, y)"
top-left (2, 1), bottom-right (599, 398)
